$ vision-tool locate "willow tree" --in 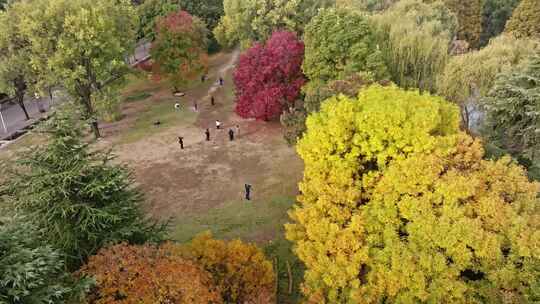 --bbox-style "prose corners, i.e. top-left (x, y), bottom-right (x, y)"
top-left (437, 35), bottom-right (539, 130)
top-left (372, 0), bottom-right (457, 93)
